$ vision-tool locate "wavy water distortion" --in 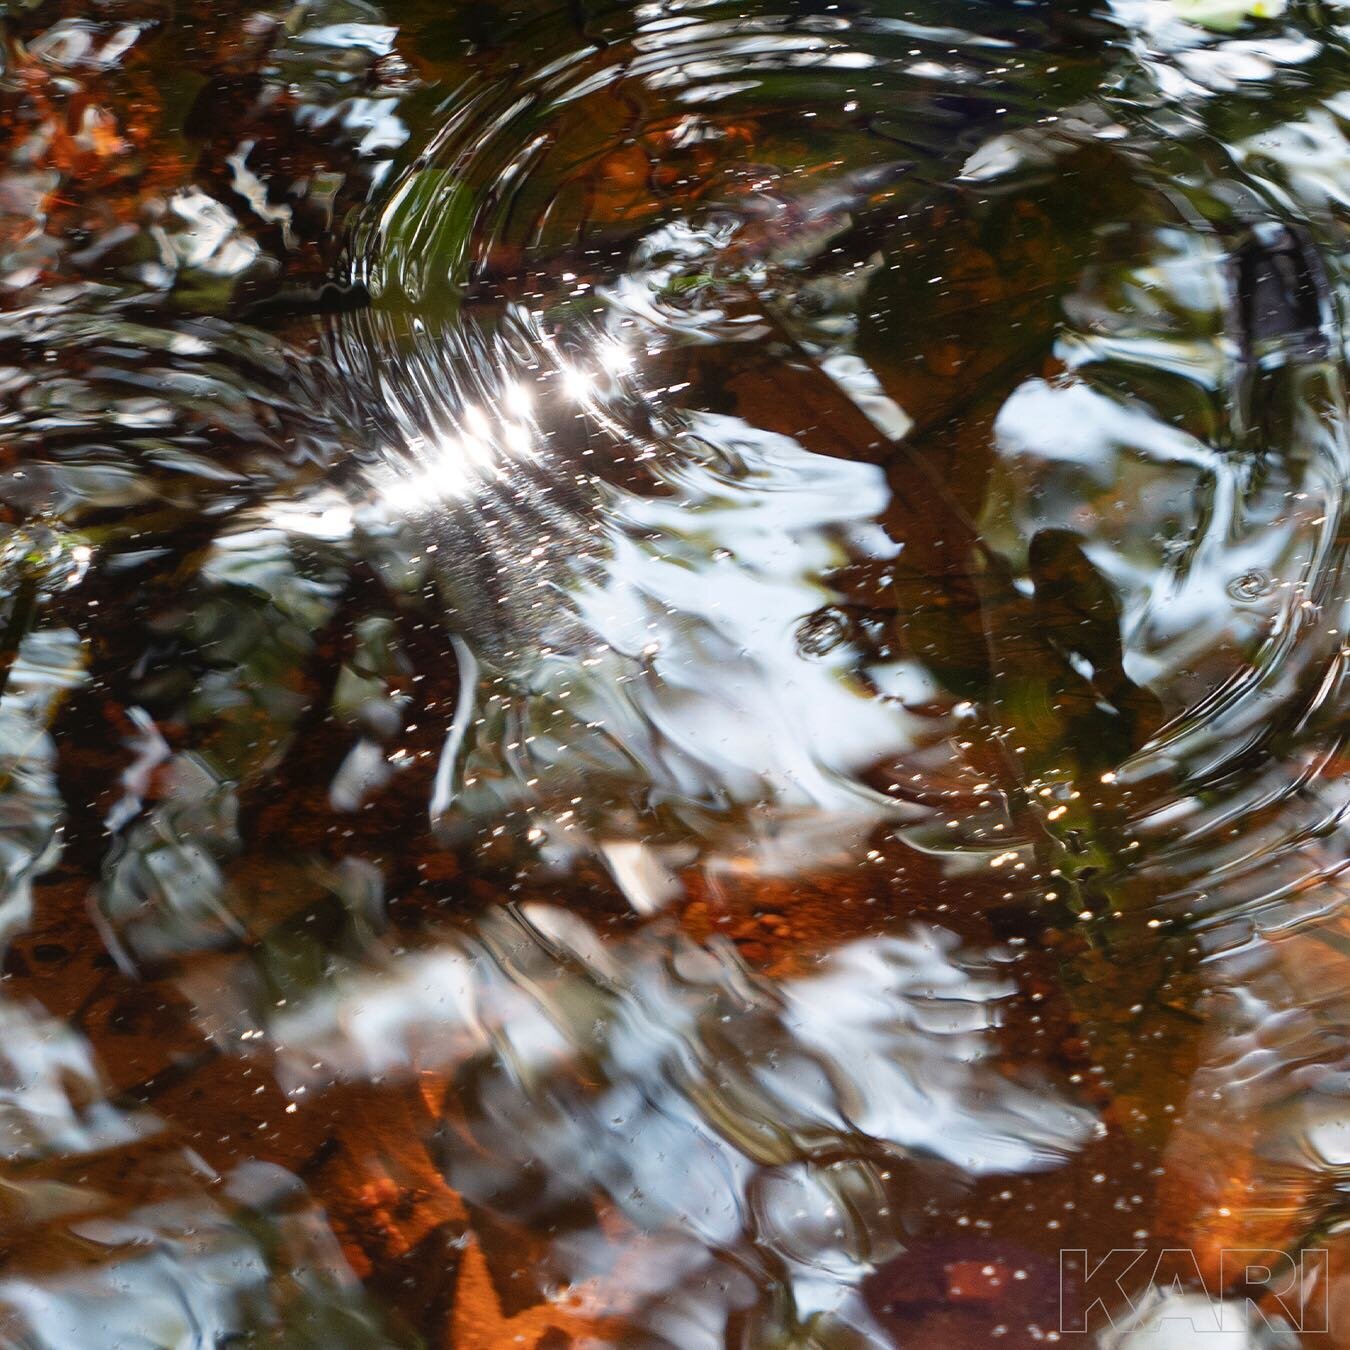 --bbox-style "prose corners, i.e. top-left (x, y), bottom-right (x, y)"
top-left (0, 0), bottom-right (1347, 1345)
